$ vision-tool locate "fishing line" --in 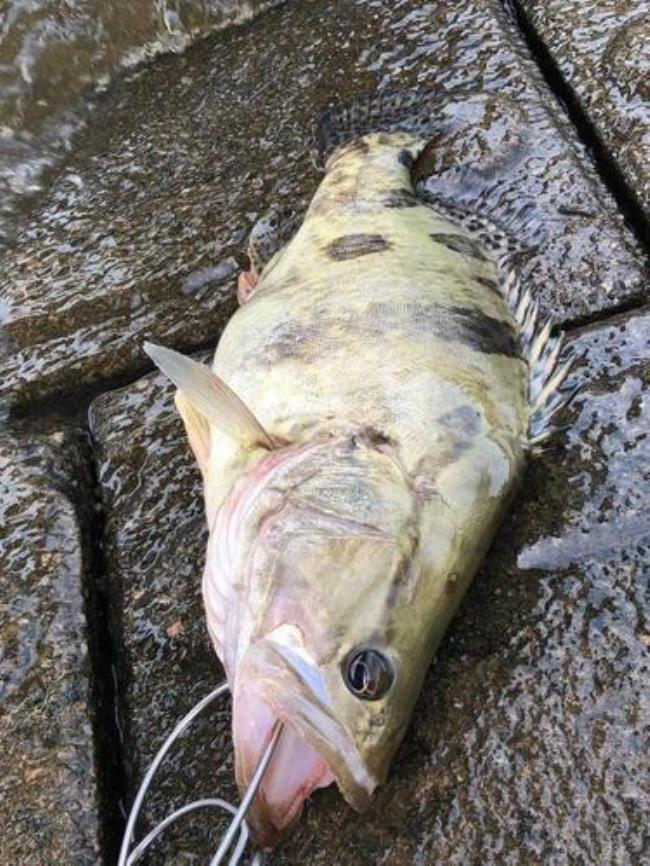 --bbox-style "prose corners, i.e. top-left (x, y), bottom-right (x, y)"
top-left (210, 720), bottom-right (283, 866)
top-left (118, 683), bottom-right (283, 866)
